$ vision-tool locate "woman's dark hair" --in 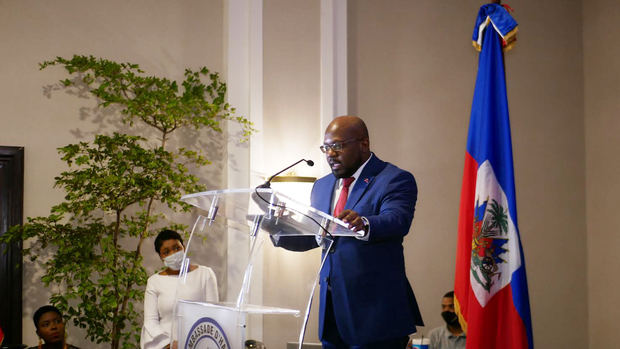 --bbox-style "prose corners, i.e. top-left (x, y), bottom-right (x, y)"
top-left (154, 229), bottom-right (184, 254)
top-left (33, 305), bottom-right (62, 328)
